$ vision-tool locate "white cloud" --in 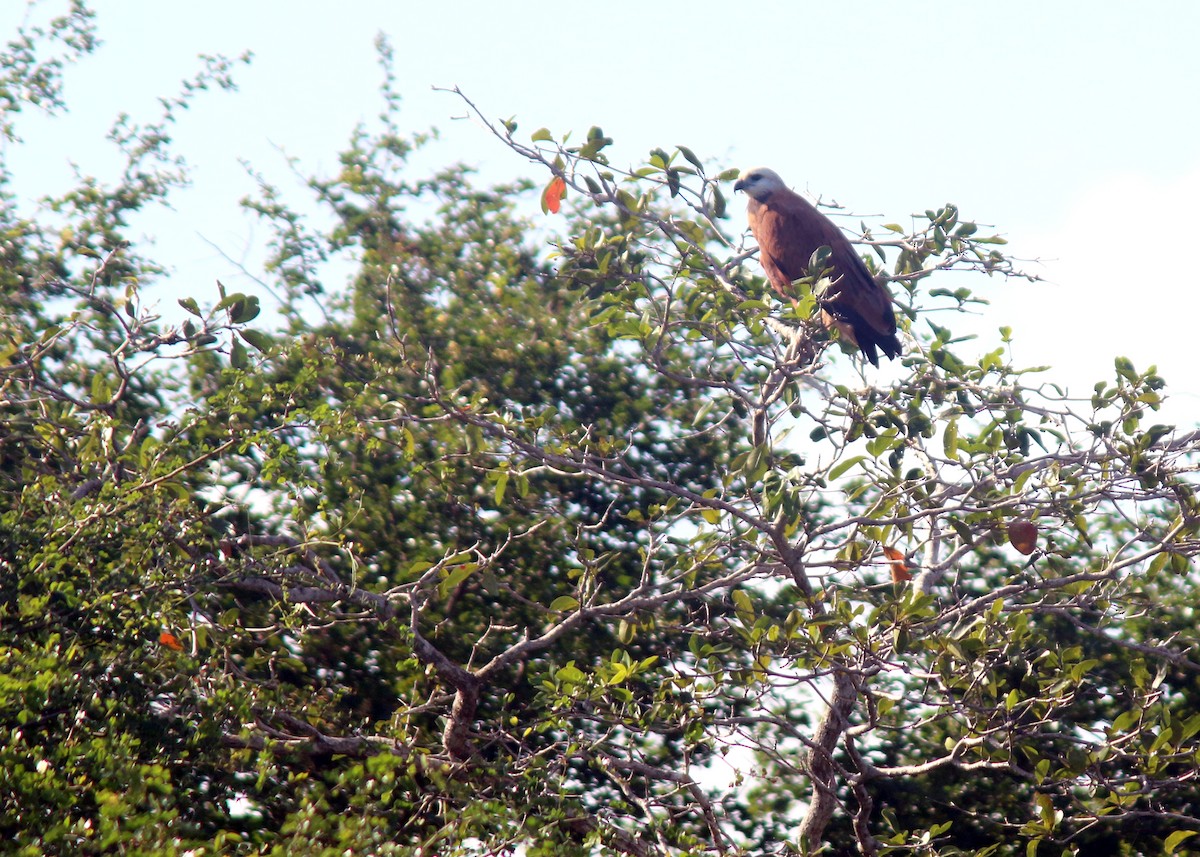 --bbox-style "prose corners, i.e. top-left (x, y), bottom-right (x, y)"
top-left (987, 164), bottom-right (1200, 427)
